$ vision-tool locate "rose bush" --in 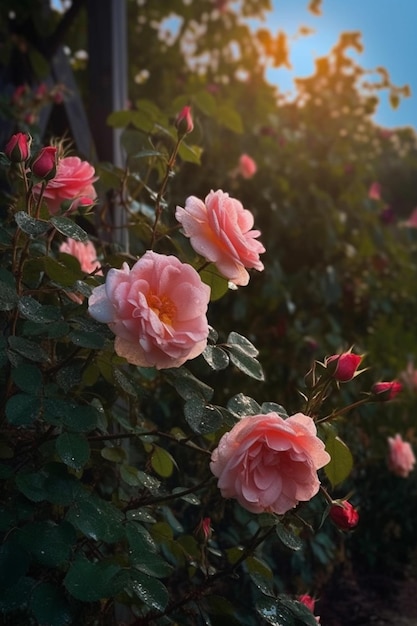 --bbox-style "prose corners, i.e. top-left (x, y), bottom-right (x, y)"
top-left (175, 189), bottom-right (265, 286)
top-left (210, 412), bottom-right (330, 514)
top-left (88, 250), bottom-right (211, 369)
